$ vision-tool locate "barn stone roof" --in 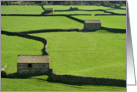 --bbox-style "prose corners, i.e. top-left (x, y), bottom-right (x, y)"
top-left (45, 8), bottom-right (54, 10)
top-left (70, 7), bottom-right (78, 8)
top-left (85, 20), bottom-right (101, 23)
top-left (17, 55), bottom-right (50, 63)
